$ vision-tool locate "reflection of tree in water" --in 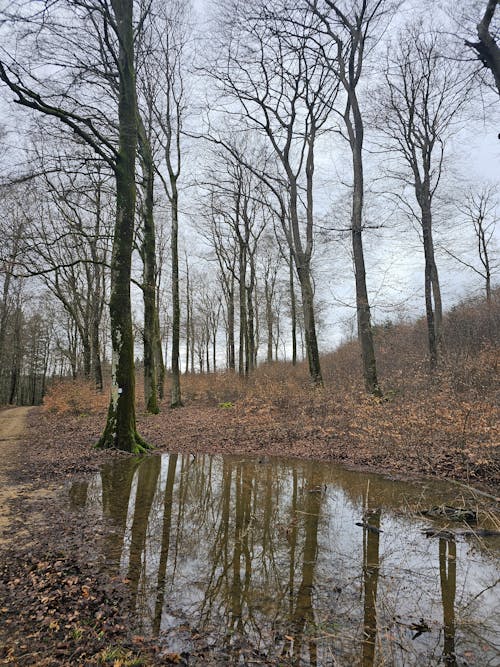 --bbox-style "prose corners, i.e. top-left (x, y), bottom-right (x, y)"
top-left (153, 453), bottom-right (178, 634)
top-left (100, 458), bottom-right (141, 565)
top-left (199, 459), bottom-right (261, 650)
top-left (439, 538), bottom-right (457, 667)
top-left (361, 509), bottom-right (381, 667)
top-left (282, 473), bottom-right (323, 667)
top-left (68, 480), bottom-right (89, 509)
top-left (126, 455), bottom-right (161, 608)
top-left (195, 459), bottom-right (325, 664)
